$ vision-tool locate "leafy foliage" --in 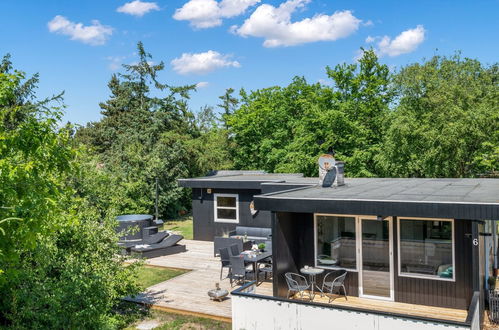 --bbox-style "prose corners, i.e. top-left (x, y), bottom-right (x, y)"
top-left (378, 53), bottom-right (499, 177)
top-left (227, 49), bottom-right (391, 177)
top-left (75, 42), bottom-right (219, 219)
top-left (0, 54), bottom-right (141, 329)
